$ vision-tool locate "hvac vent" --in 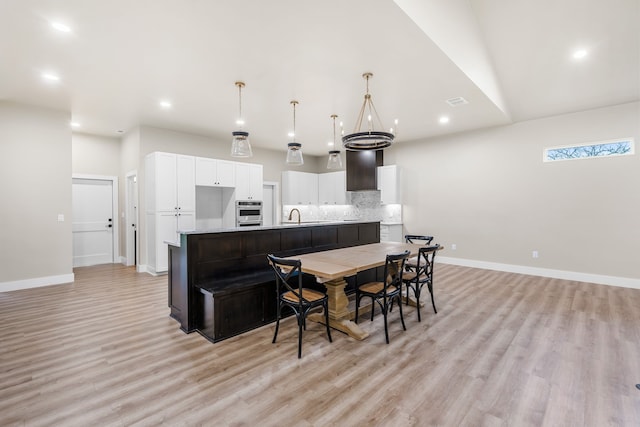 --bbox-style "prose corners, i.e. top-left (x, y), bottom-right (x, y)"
top-left (446, 97), bottom-right (469, 107)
